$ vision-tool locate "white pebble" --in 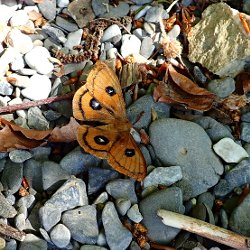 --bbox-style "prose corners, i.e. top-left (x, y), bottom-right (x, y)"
top-left (213, 138), bottom-right (249, 163)
top-left (24, 46), bottom-right (54, 74)
top-left (64, 29), bottom-right (83, 50)
top-left (10, 10), bottom-right (29, 27)
top-left (167, 24), bottom-right (181, 40)
top-left (107, 48), bottom-right (118, 59)
top-left (134, 5), bottom-right (151, 20)
top-left (21, 74), bottom-right (51, 101)
top-left (120, 34), bottom-right (141, 58)
top-left (101, 24), bottom-right (122, 43)
top-left (0, 47), bottom-right (16, 76)
top-left (57, 0), bottom-right (70, 8)
top-left (7, 29), bottom-right (33, 54)
top-left (0, 5), bottom-right (16, 23)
